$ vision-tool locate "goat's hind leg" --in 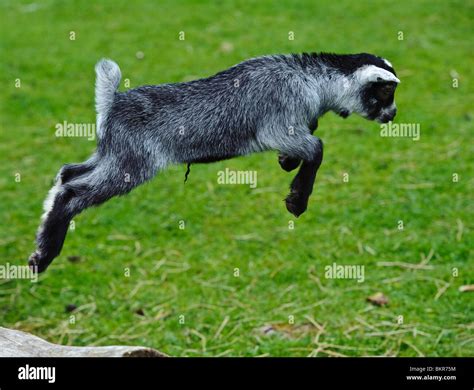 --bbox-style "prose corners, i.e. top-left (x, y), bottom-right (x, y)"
top-left (28, 159), bottom-right (99, 272)
top-left (28, 157), bottom-right (145, 273)
top-left (58, 159), bottom-right (96, 184)
top-left (28, 185), bottom-right (75, 273)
